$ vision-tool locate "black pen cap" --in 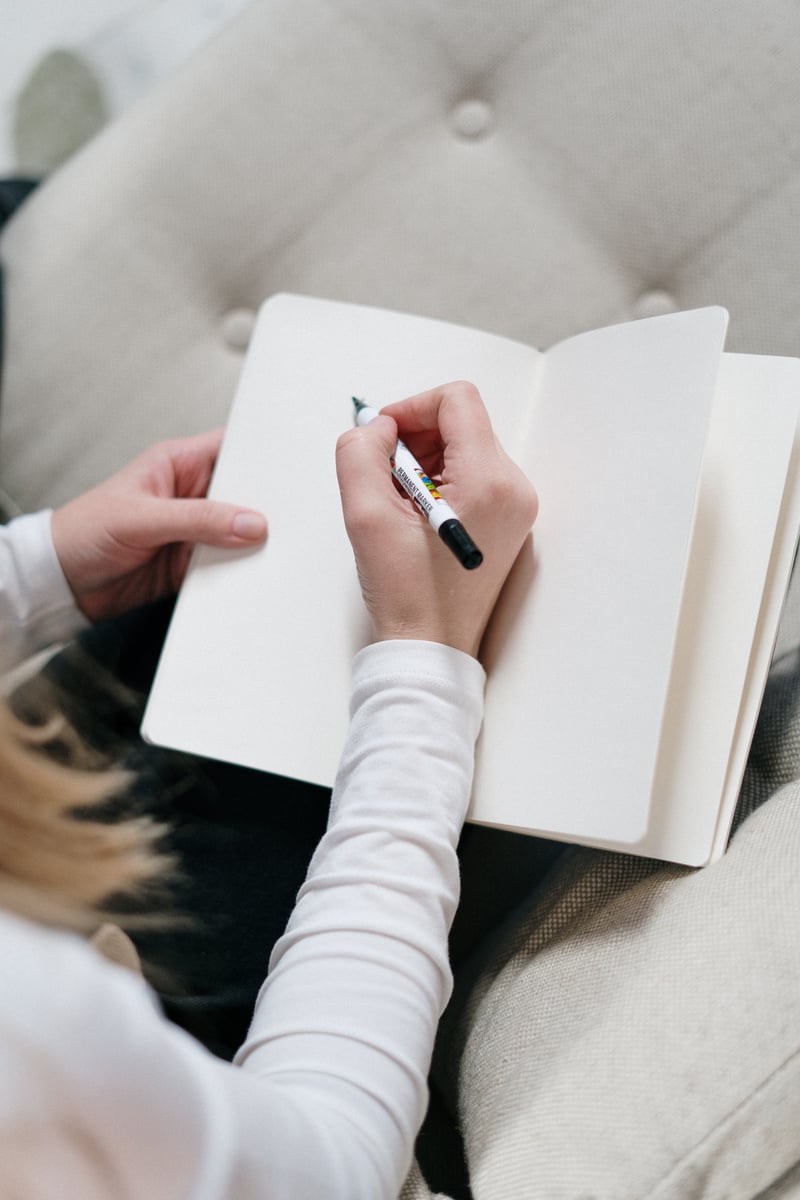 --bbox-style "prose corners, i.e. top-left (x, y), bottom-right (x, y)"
top-left (438, 519), bottom-right (483, 570)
